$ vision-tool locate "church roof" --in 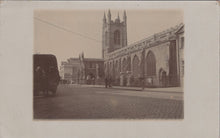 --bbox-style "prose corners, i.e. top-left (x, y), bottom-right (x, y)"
top-left (83, 58), bottom-right (104, 62)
